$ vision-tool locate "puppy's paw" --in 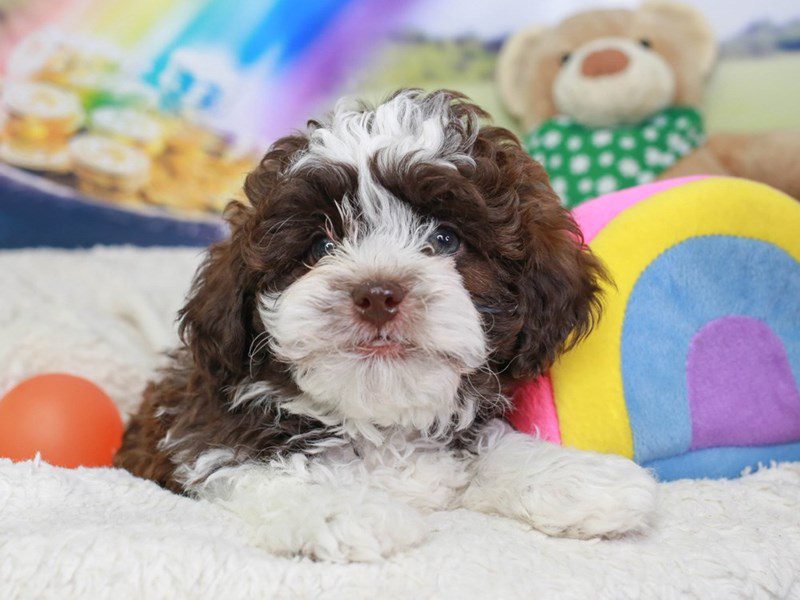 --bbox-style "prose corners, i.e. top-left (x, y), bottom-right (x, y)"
top-left (250, 489), bottom-right (427, 562)
top-left (514, 452), bottom-right (658, 539)
top-left (463, 429), bottom-right (658, 539)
